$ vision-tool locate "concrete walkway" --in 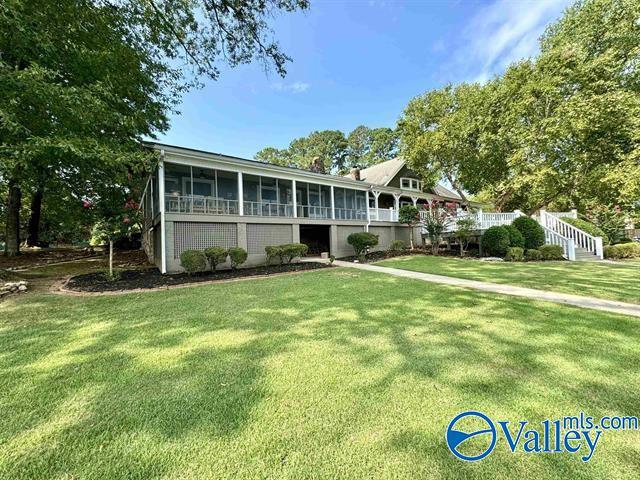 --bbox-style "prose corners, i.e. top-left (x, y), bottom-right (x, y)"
top-left (332, 260), bottom-right (640, 318)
